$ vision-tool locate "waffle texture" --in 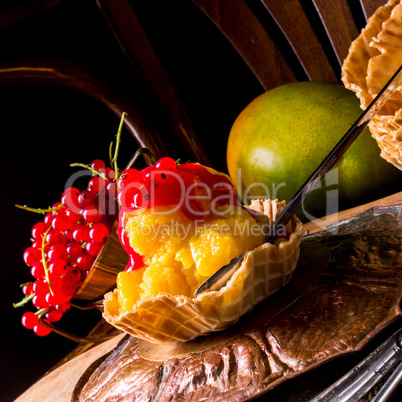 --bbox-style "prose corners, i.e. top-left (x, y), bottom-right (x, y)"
top-left (103, 199), bottom-right (303, 343)
top-left (342, 0), bottom-right (402, 169)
